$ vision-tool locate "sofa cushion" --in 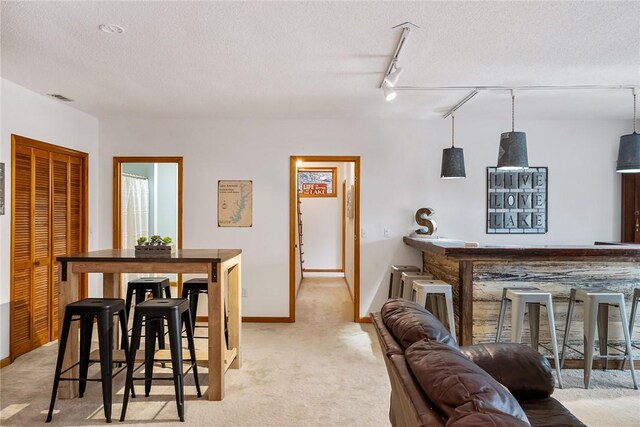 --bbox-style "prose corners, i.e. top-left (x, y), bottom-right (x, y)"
top-left (519, 398), bottom-right (587, 427)
top-left (460, 343), bottom-right (554, 400)
top-left (405, 340), bottom-right (530, 424)
top-left (446, 401), bottom-right (531, 426)
top-left (381, 298), bottom-right (459, 350)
